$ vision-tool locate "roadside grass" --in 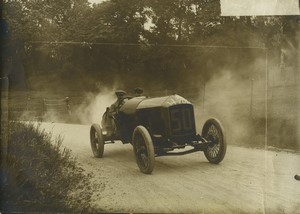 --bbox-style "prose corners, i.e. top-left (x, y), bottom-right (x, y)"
top-left (1, 122), bottom-right (97, 212)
